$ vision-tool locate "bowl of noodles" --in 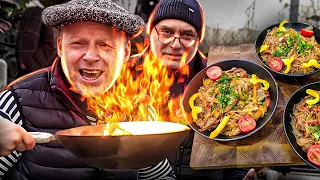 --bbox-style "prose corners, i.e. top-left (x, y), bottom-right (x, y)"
top-left (255, 20), bottom-right (320, 77)
top-left (284, 82), bottom-right (320, 169)
top-left (182, 60), bottom-right (278, 141)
